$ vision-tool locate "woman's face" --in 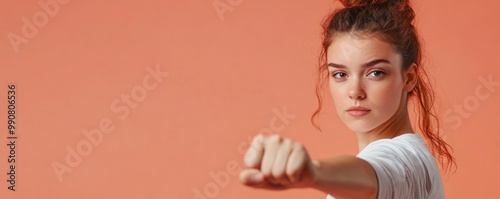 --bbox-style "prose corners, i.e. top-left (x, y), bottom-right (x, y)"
top-left (327, 34), bottom-right (409, 133)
